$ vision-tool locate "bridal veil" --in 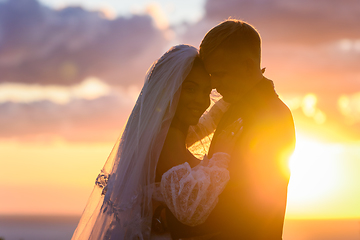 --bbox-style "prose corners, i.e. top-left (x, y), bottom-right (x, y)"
top-left (72, 45), bottom-right (199, 240)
